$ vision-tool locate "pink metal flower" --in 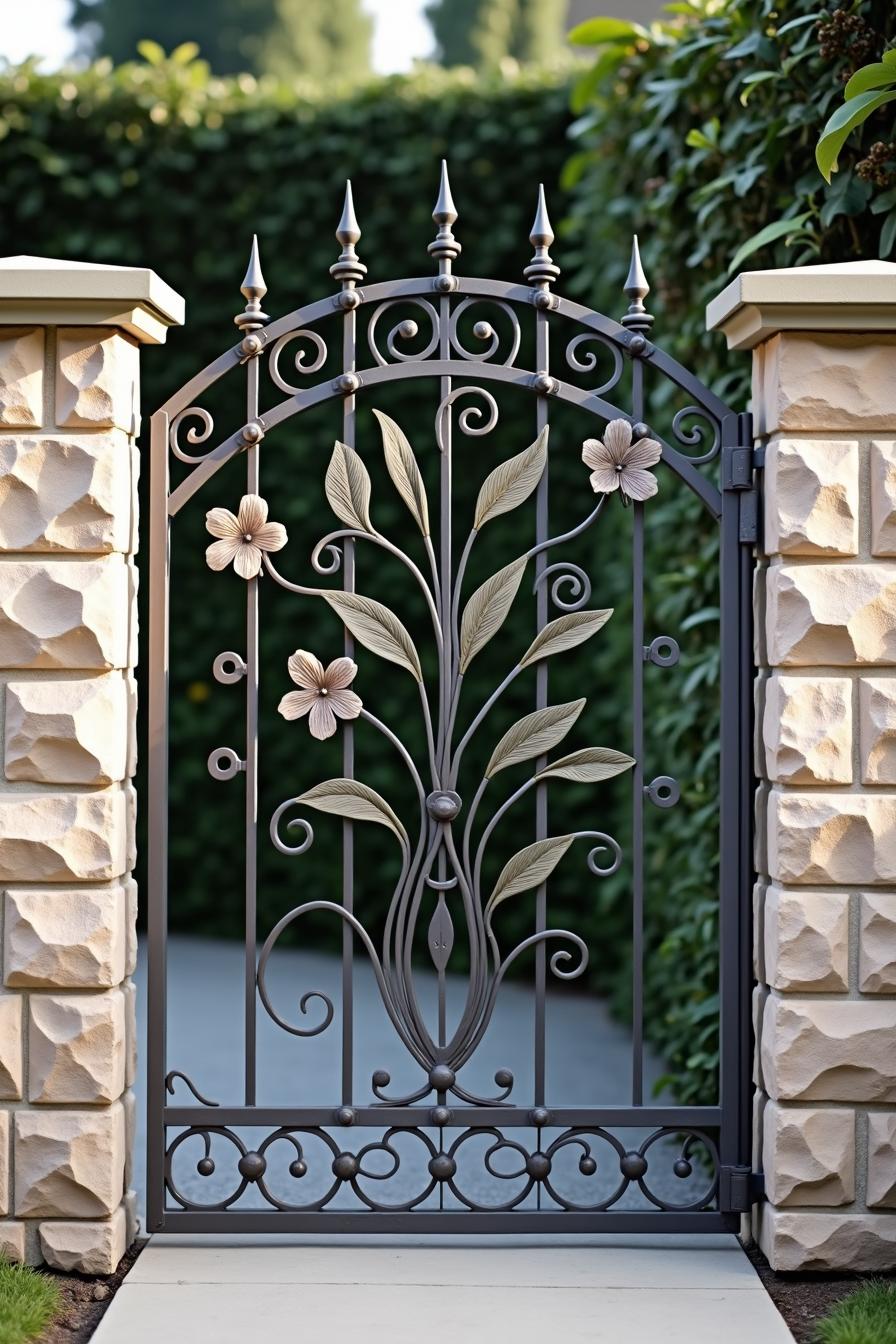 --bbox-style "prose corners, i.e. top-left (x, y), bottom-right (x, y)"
top-left (205, 494), bottom-right (287, 579)
top-left (278, 651), bottom-right (363, 741)
top-left (582, 420), bottom-right (662, 502)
